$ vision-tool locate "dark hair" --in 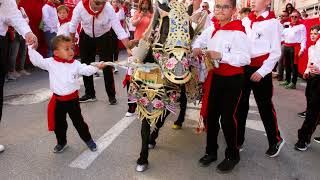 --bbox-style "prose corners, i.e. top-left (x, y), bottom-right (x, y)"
top-left (311, 25), bottom-right (320, 32)
top-left (231, 0), bottom-right (236, 7)
top-left (286, 3), bottom-right (293, 9)
top-left (138, 0), bottom-right (153, 14)
top-left (239, 7), bottom-right (251, 14)
top-left (57, 5), bottom-right (70, 13)
top-left (282, 10), bottom-right (289, 14)
top-left (52, 35), bottom-right (72, 50)
top-left (285, 3), bottom-right (294, 14)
